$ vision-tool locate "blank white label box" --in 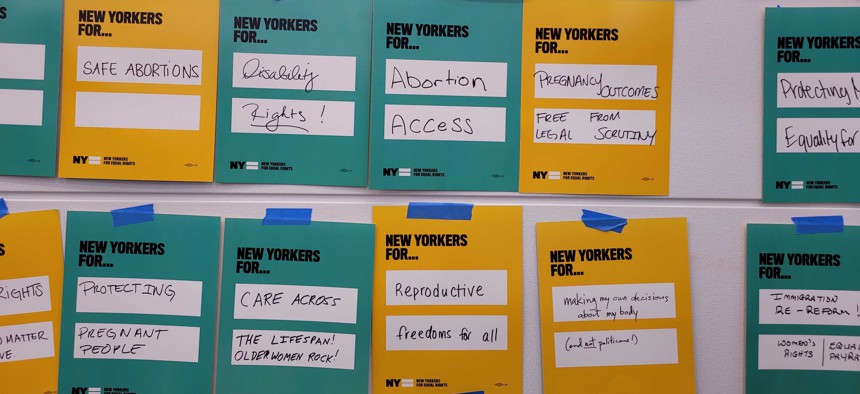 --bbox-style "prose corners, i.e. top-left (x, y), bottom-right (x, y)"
top-left (0, 89), bottom-right (43, 126)
top-left (75, 92), bottom-right (201, 131)
top-left (0, 43), bottom-right (45, 80)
